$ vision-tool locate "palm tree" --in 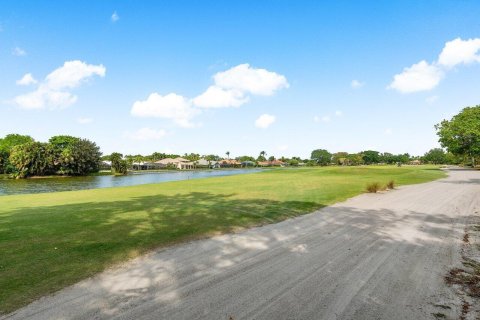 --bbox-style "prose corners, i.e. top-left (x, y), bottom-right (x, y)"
top-left (226, 151), bottom-right (230, 159)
